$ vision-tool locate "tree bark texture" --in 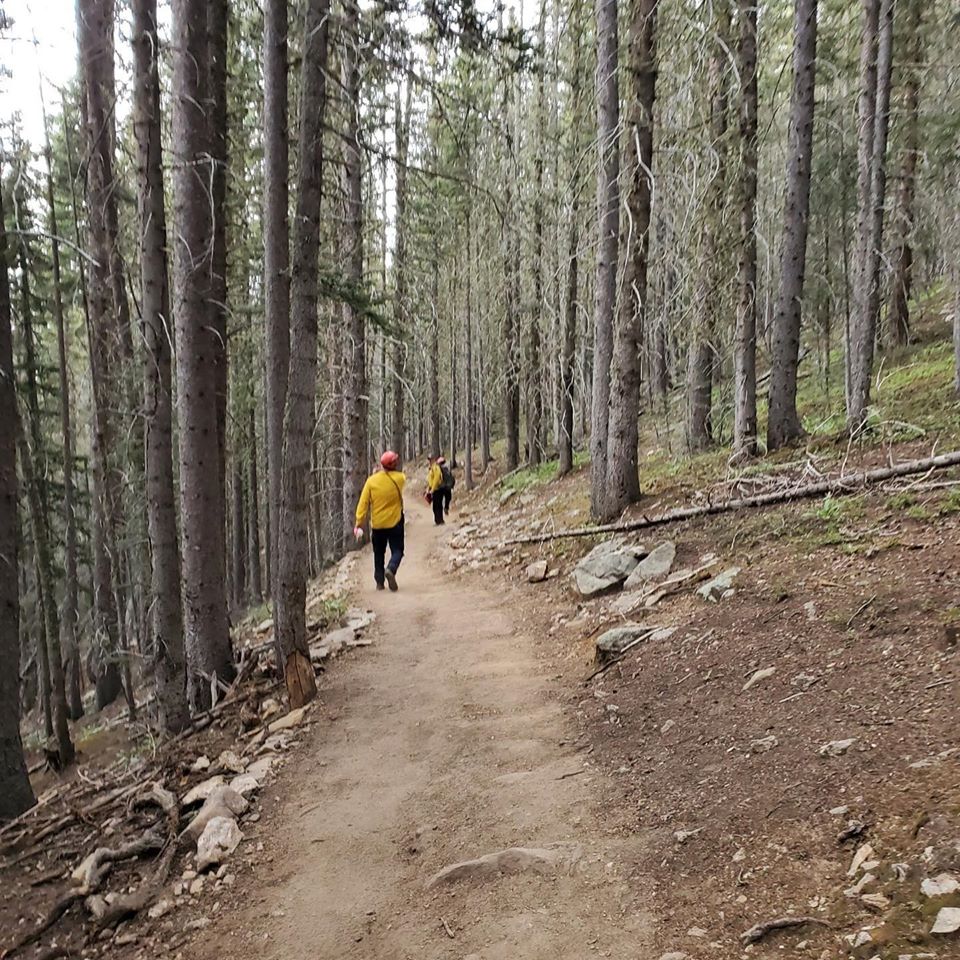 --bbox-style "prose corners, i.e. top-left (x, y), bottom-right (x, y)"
top-left (604, 0), bottom-right (658, 520)
top-left (733, 0), bottom-right (760, 460)
top-left (590, 0), bottom-right (620, 517)
top-left (77, 0), bottom-right (126, 710)
top-left (171, 0), bottom-right (234, 710)
top-left (0, 194), bottom-right (36, 819)
top-left (276, 0), bottom-right (330, 708)
top-left (392, 83), bottom-right (413, 459)
top-left (766, 0), bottom-right (819, 450)
top-left (247, 407), bottom-right (263, 602)
top-left (264, 0), bottom-right (290, 598)
top-left (341, 0), bottom-right (368, 543)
